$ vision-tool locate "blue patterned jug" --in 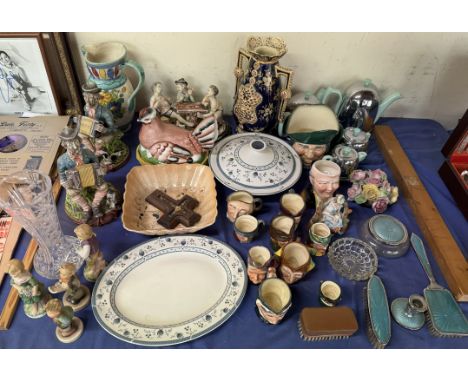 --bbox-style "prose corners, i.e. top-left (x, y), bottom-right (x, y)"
top-left (81, 42), bottom-right (145, 131)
